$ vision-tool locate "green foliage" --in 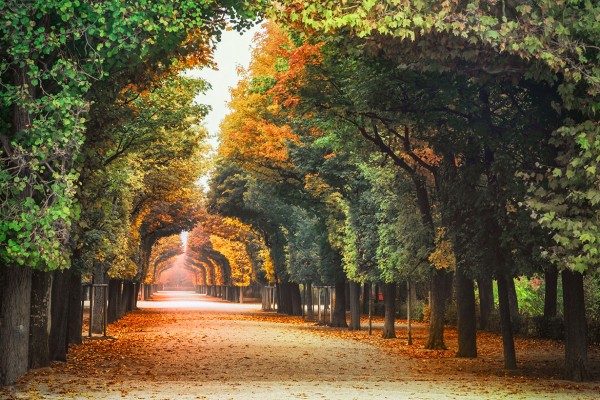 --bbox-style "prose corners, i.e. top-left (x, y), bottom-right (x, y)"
top-left (0, 0), bottom-right (256, 270)
top-left (525, 122), bottom-right (600, 274)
